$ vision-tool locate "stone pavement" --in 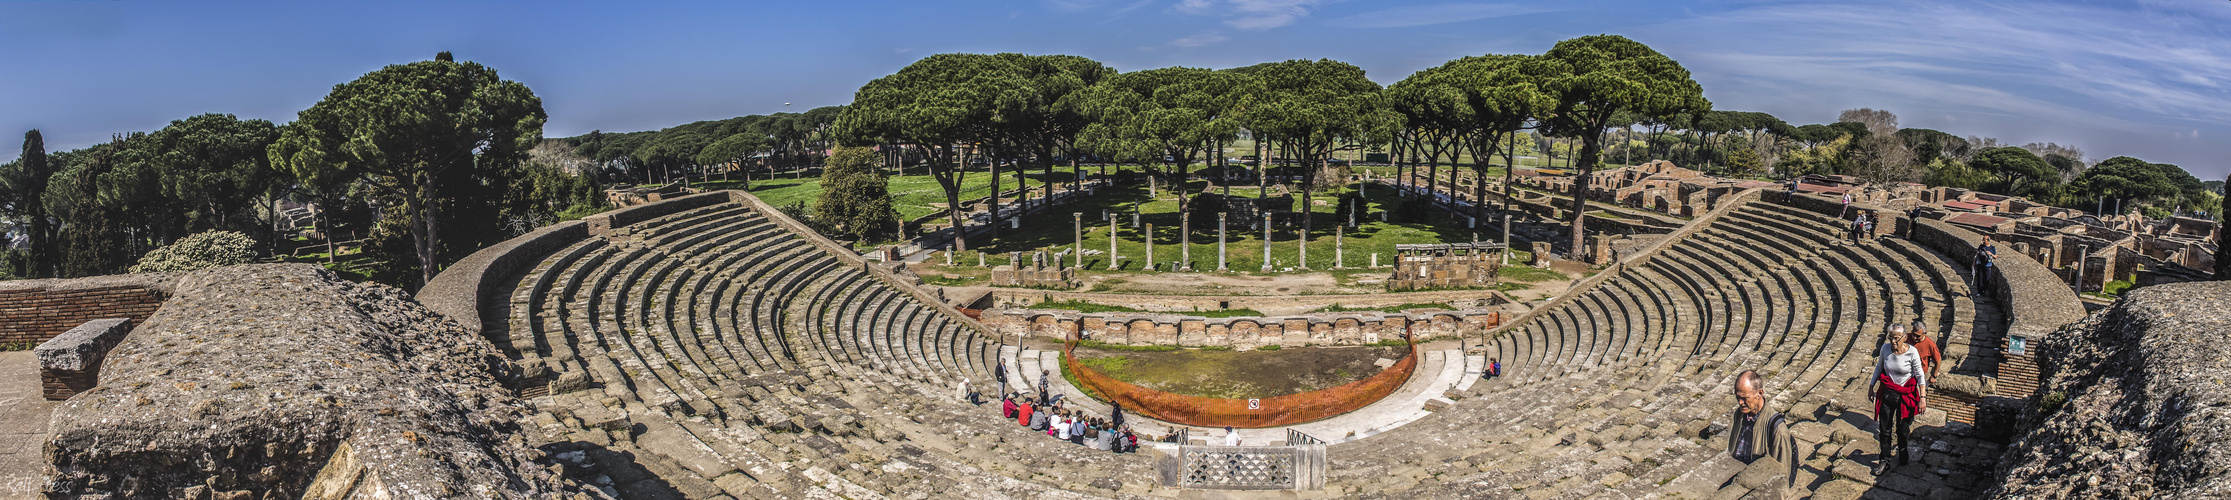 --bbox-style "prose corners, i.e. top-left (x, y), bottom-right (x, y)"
top-left (0, 351), bottom-right (57, 499)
